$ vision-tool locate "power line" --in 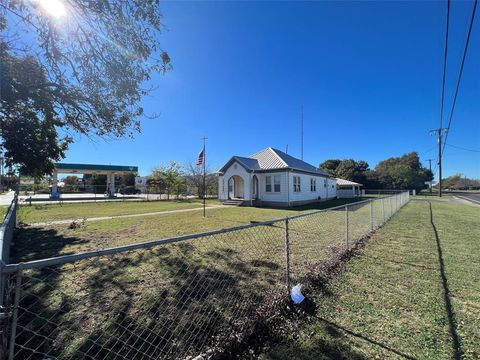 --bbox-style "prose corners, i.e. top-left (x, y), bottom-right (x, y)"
top-left (446, 143), bottom-right (480, 153)
top-left (442, 0), bottom-right (478, 155)
top-left (439, 0), bottom-right (451, 130)
top-left (433, 0), bottom-right (451, 197)
top-left (421, 145), bottom-right (437, 155)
